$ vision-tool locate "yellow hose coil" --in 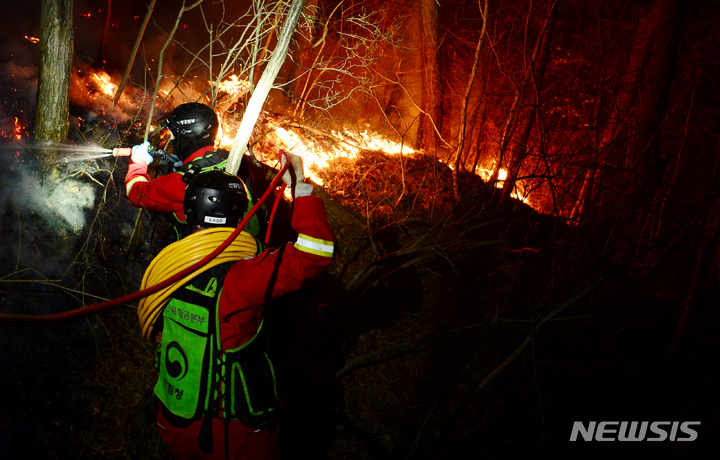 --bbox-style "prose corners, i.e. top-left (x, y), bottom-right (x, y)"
top-left (137, 228), bottom-right (258, 341)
